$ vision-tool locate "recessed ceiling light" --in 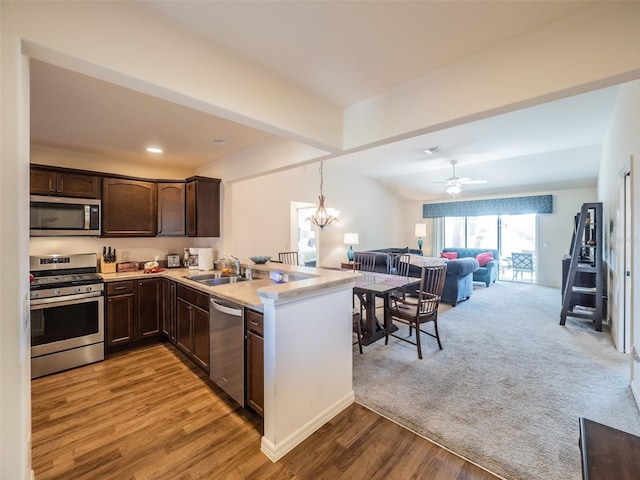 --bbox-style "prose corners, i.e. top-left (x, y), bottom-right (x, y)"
top-left (146, 147), bottom-right (163, 154)
top-left (424, 146), bottom-right (443, 155)
top-left (212, 139), bottom-right (227, 146)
